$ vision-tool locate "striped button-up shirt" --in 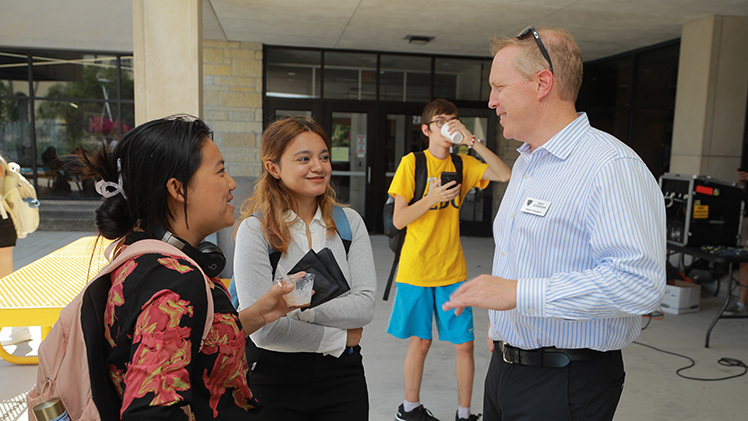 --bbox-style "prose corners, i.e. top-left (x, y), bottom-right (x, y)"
top-left (489, 113), bottom-right (666, 351)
